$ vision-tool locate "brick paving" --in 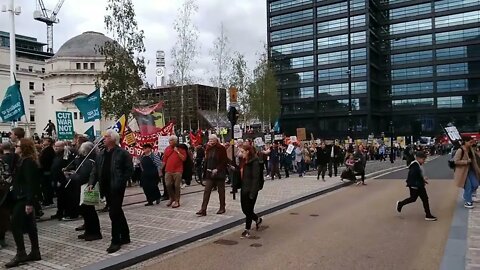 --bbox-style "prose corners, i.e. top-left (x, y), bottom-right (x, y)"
top-left (466, 205), bottom-right (480, 270)
top-left (0, 160), bottom-right (404, 269)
